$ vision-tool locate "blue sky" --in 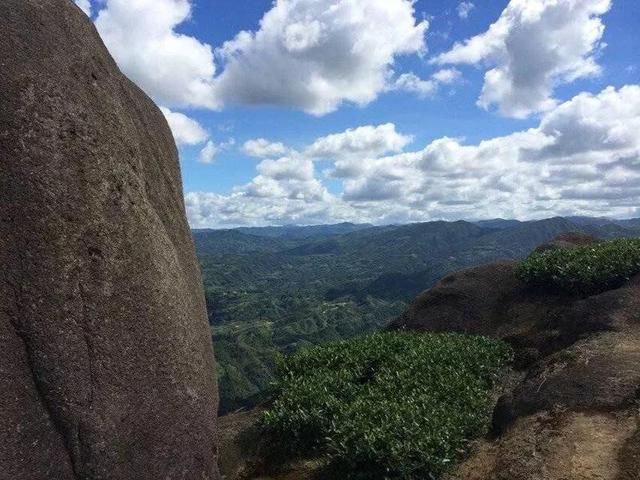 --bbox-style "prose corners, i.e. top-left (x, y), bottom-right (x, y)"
top-left (77, 0), bottom-right (639, 227)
